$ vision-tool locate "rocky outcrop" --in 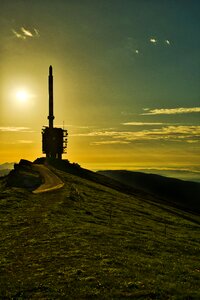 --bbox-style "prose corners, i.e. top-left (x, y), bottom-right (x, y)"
top-left (7, 159), bottom-right (43, 190)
